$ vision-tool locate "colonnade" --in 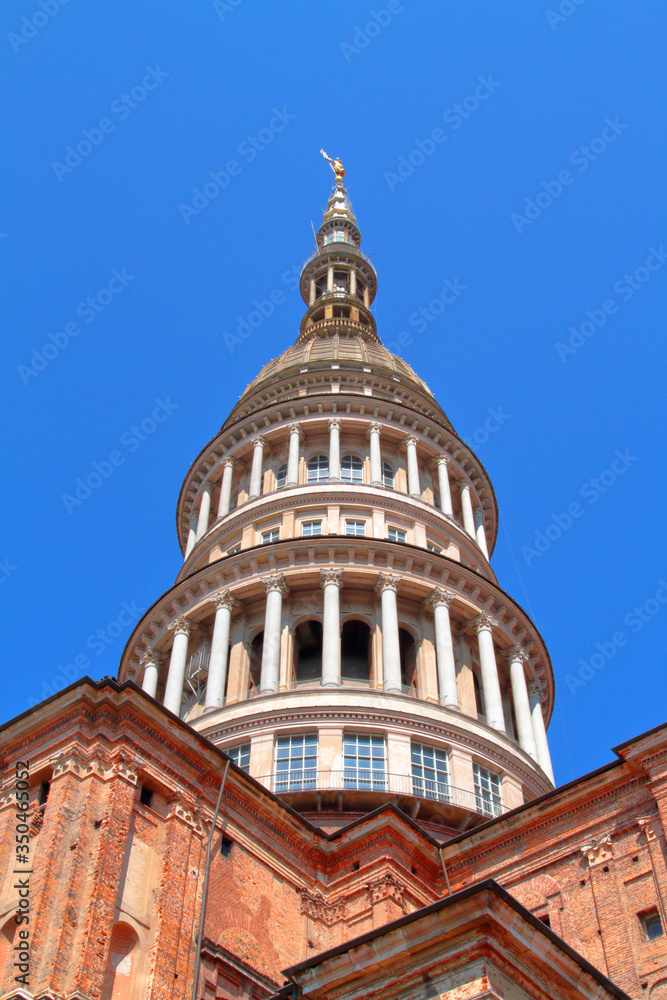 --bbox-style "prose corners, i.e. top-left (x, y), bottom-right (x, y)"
top-left (143, 576), bottom-right (554, 782)
top-left (184, 421), bottom-right (491, 560)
